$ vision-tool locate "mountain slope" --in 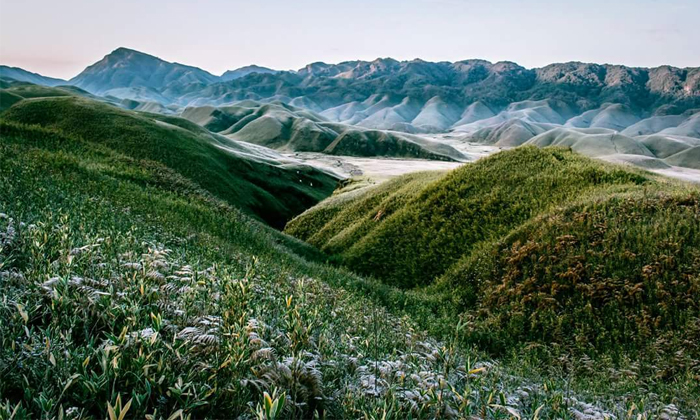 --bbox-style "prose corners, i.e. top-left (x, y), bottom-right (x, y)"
top-left (165, 58), bottom-right (700, 122)
top-left (181, 102), bottom-right (467, 161)
top-left (0, 65), bottom-right (66, 86)
top-left (69, 47), bottom-right (218, 97)
top-left (526, 128), bottom-right (654, 157)
top-left (221, 65), bottom-right (278, 81)
top-left (33, 48), bottom-right (695, 135)
top-left (0, 96), bottom-right (339, 227)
